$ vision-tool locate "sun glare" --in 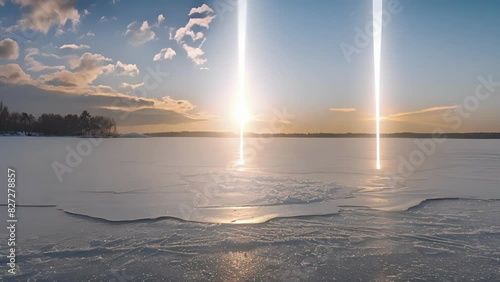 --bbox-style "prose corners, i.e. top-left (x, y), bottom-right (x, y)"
top-left (373, 0), bottom-right (382, 170)
top-left (238, 0), bottom-right (248, 166)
